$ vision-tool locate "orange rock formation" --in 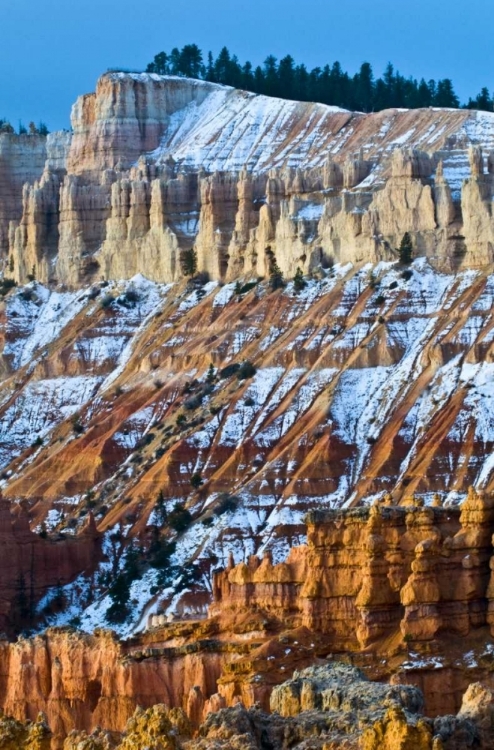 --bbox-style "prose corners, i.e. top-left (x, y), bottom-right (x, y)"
top-left (211, 488), bottom-right (494, 646)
